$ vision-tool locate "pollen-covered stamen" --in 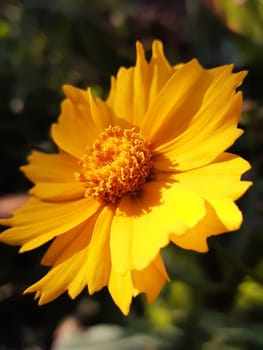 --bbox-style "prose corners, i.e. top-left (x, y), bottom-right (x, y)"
top-left (75, 125), bottom-right (153, 203)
